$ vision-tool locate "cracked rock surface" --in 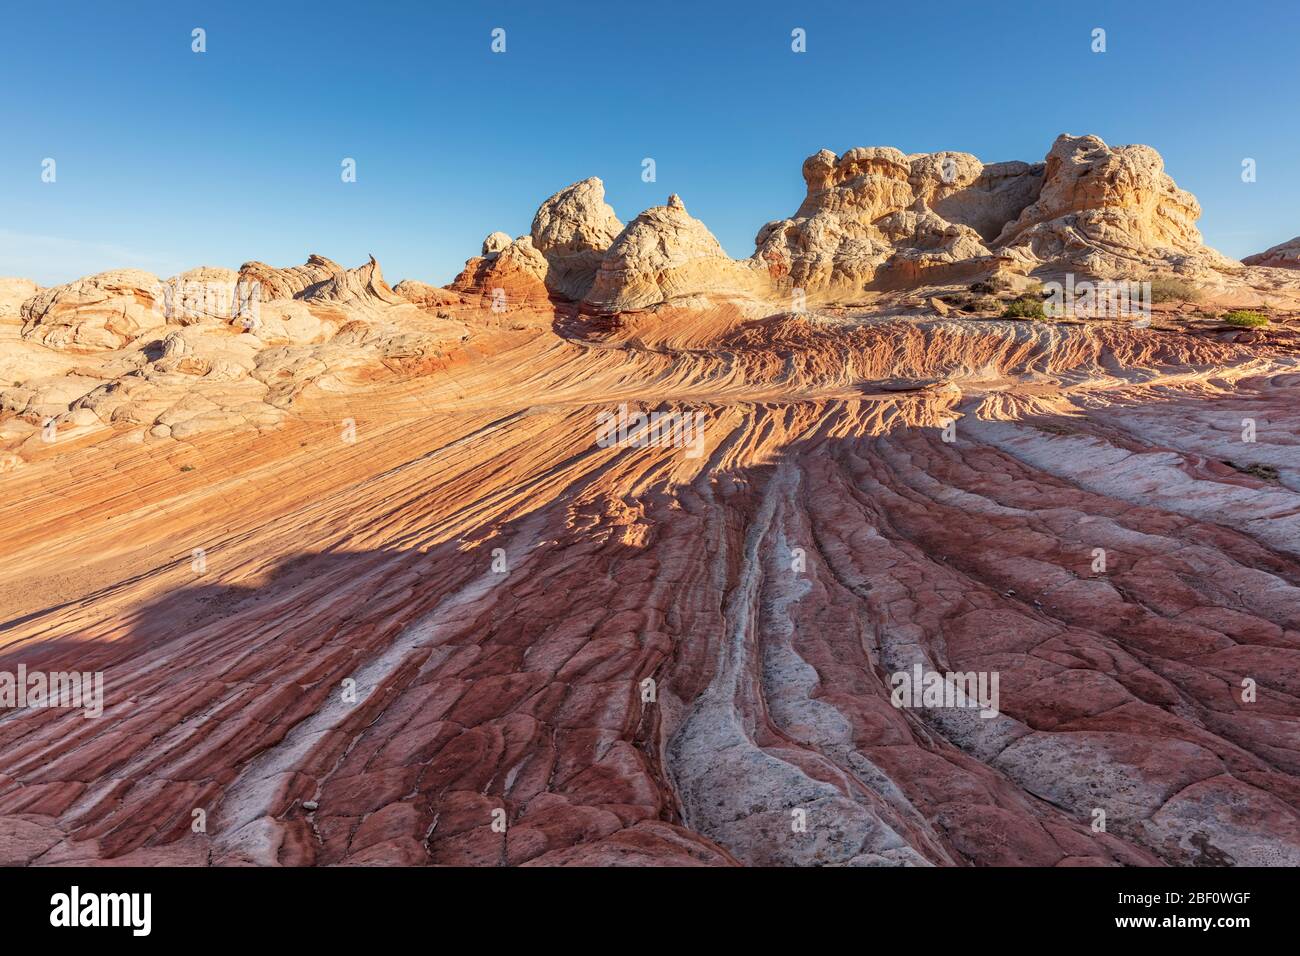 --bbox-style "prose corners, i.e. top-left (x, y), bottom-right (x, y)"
top-left (3, 134), bottom-right (1300, 866)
